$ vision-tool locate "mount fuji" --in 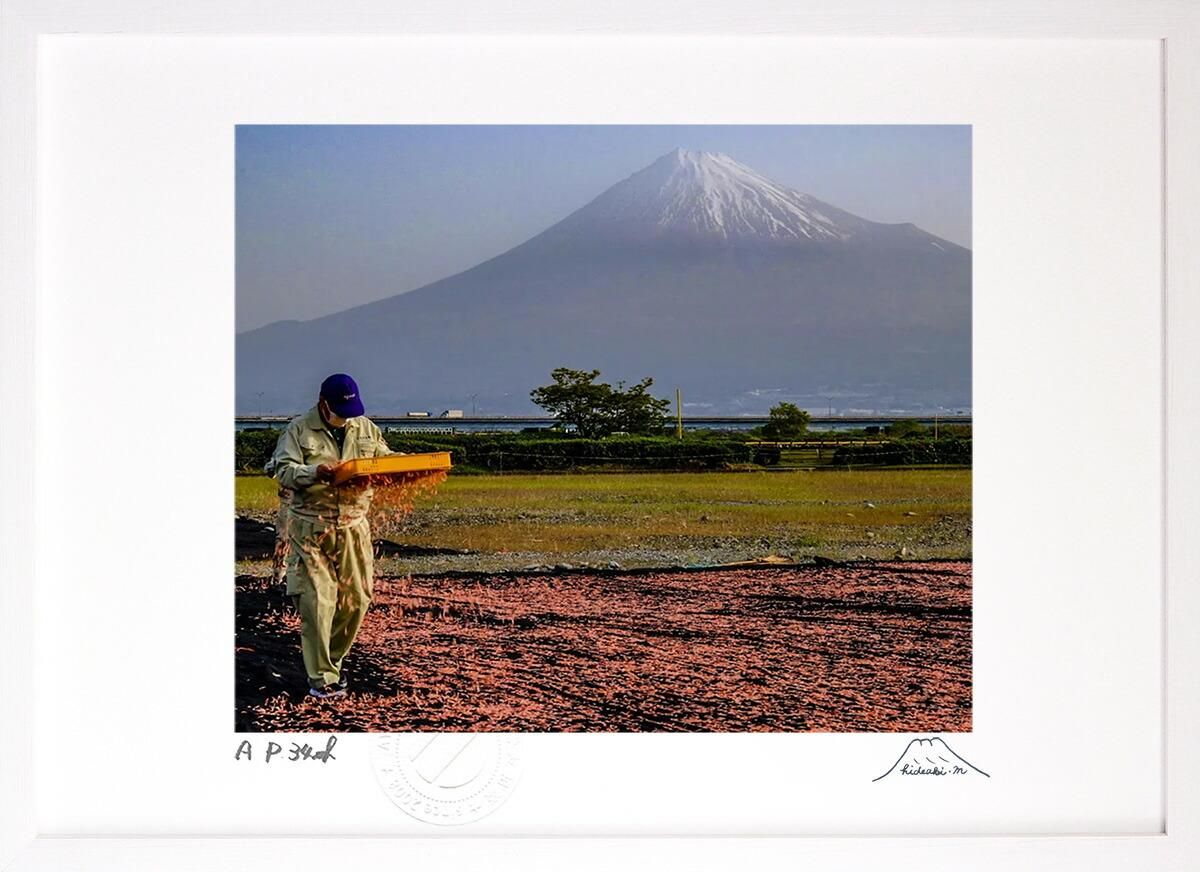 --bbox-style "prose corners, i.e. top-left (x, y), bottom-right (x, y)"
top-left (236, 149), bottom-right (970, 415)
